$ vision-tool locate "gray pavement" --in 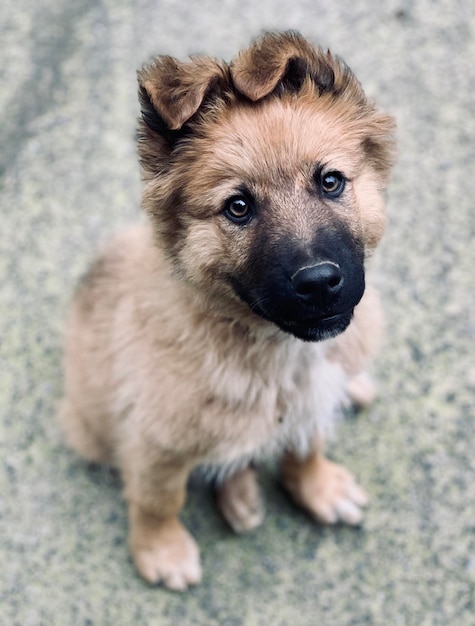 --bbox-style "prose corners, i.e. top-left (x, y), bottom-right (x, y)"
top-left (1, 1), bottom-right (475, 624)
